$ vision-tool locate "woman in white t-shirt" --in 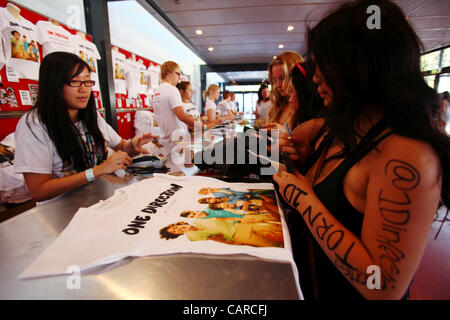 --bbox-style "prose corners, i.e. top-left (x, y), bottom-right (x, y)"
top-left (254, 84), bottom-right (272, 127)
top-left (176, 81), bottom-right (217, 133)
top-left (202, 84), bottom-right (233, 124)
top-left (14, 52), bottom-right (154, 202)
top-left (217, 90), bottom-right (235, 119)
